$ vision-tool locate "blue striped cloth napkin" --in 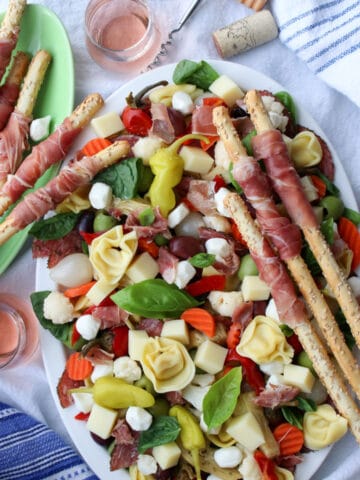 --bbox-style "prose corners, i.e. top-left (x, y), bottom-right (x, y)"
top-left (271, 0), bottom-right (360, 107)
top-left (0, 402), bottom-right (98, 480)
